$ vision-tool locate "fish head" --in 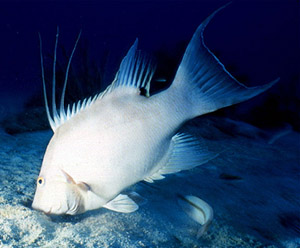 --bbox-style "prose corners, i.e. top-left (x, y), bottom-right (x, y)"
top-left (32, 169), bottom-right (85, 215)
